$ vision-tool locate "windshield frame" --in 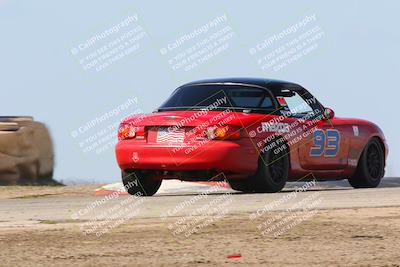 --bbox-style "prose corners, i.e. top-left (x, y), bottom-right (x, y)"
top-left (271, 85), bottom-right (325, 120)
